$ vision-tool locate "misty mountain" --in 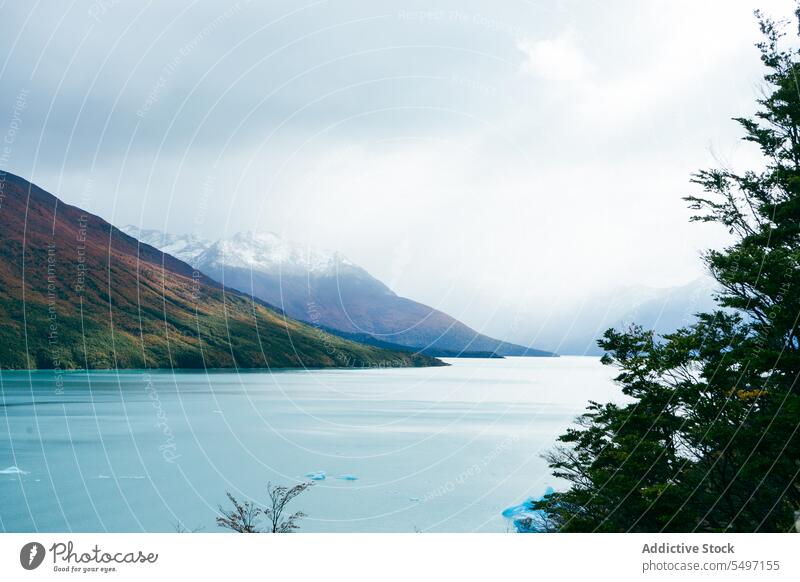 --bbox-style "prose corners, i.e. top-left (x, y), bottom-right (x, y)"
top-left (494, 278), bottom-right (719, 356)
top-left (123, 226), bottom-right (555, 357)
